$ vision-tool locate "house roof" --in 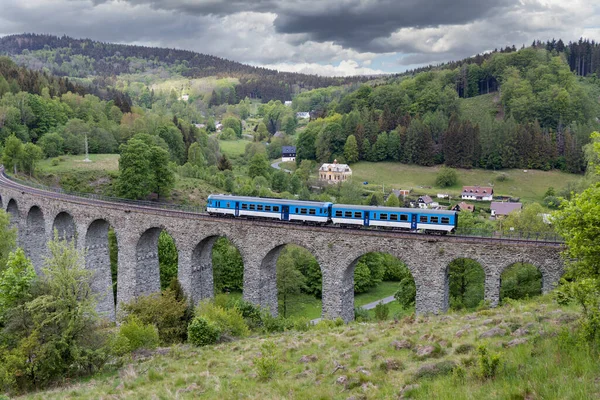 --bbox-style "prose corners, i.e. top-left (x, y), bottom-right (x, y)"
top-left (319, 159), bottom-right (351, 173)
top-left (419, 195), bottom-right (433, 203)
top-left (462, 186), bottom-right (493, 195)
top-left (454, 202), bottom-right (474, 212)
top-left (282, 146), bottom-right (296, 153)
top-left (490, 202), bottom-right (522, 215)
